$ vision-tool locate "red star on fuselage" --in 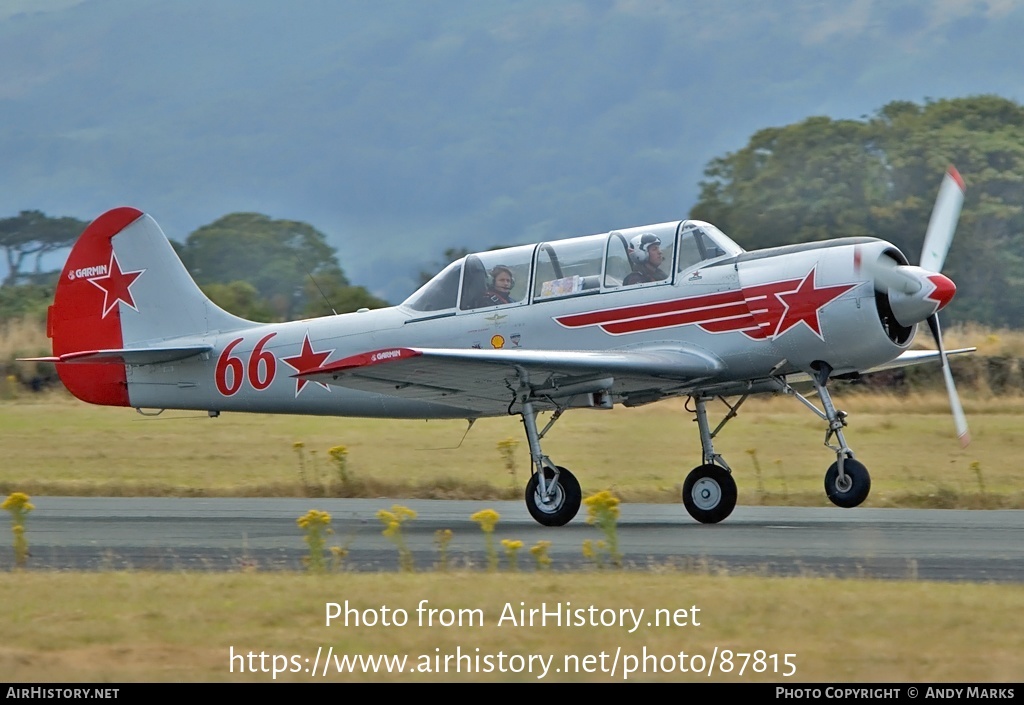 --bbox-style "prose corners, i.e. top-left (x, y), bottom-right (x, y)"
top-left (773, 266), bottom-right (857, 340)
top-left (88, 253), bottom-right (146, 318)
top-left (281, 332), bottom-right (334, 396)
